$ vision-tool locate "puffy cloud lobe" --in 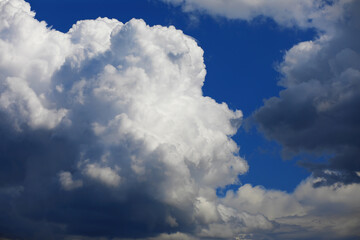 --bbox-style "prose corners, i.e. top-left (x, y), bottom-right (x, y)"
top-left (253, 0), bottom-right (360, 186)
top-left (82, 163), bottom-right (121, 187)
top-left (59, 171), bottom-right (83, 190)
top-left (0, 0), bottom-right (70, 129)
